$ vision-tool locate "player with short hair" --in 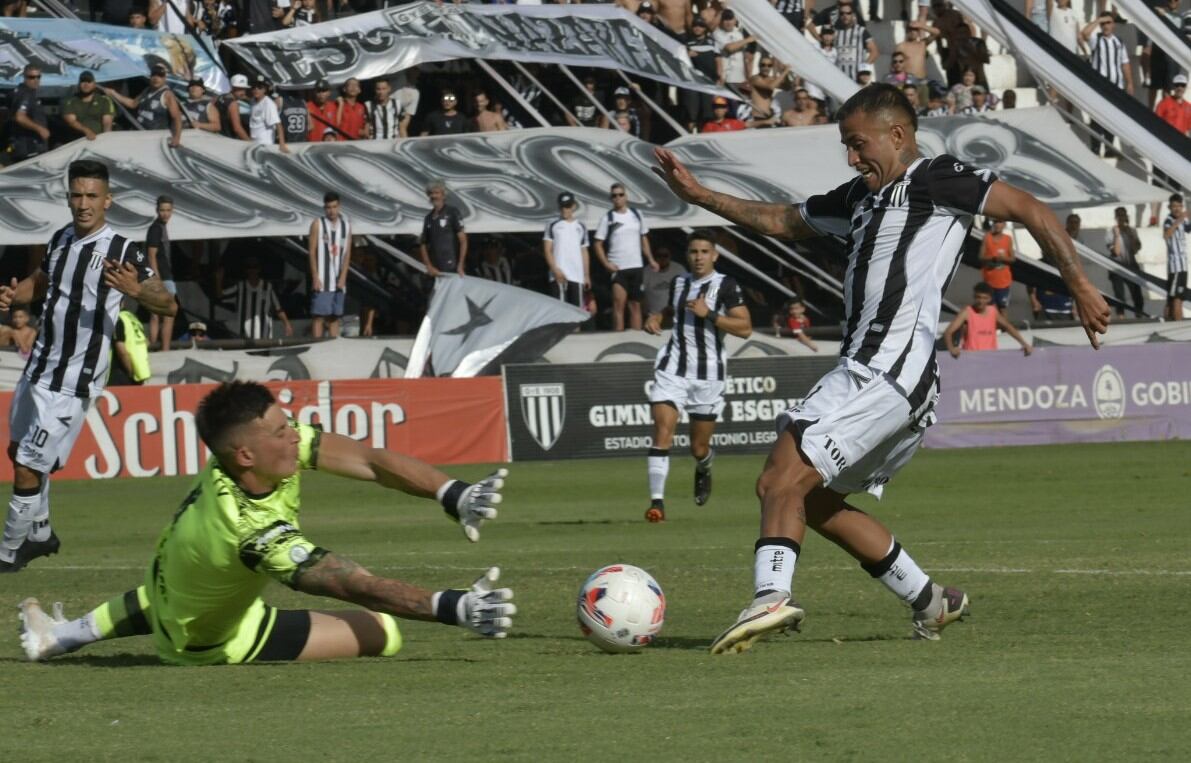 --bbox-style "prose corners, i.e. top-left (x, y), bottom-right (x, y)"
top-left (1163, 193), bottom-right (1189, 321)
top-left (643, 230), bottom-right (751, 522)
top-left (654, 83), bottom-right (1110, 652)
top-left (308, 190), bottom-right (351, 338)
top-left (18, 381), bottom-right (515, 664)
top-left (0, 160), bottom-right (177, 573)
